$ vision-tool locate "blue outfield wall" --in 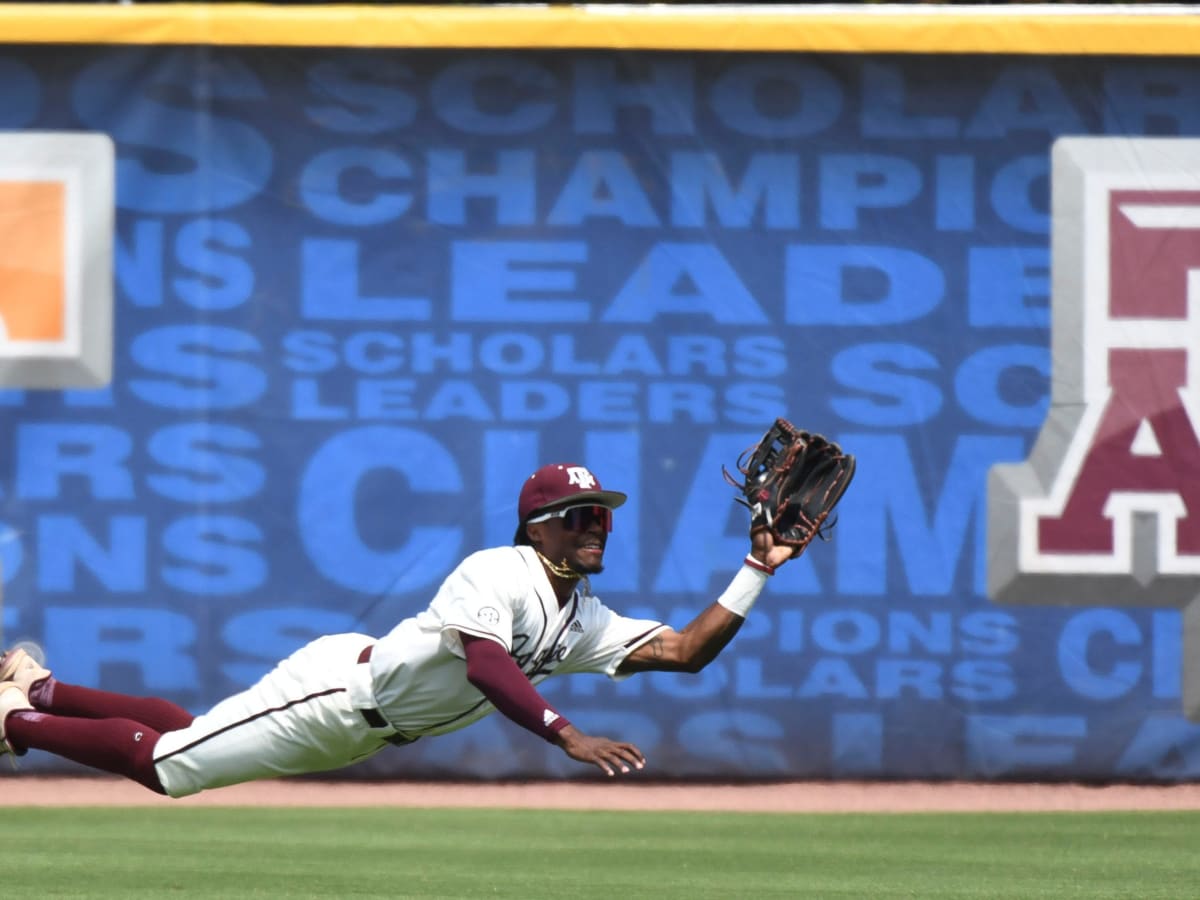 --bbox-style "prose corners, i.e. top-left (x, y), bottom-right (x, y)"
top-left (1, 45), bottom-right (1198, 780)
